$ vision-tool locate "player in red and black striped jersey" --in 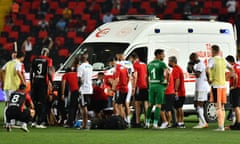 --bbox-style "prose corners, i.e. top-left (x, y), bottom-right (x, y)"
top-left (30, 48), bottom-right (53, 128)
top-left (6, 84), bottom-right (35, 132)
